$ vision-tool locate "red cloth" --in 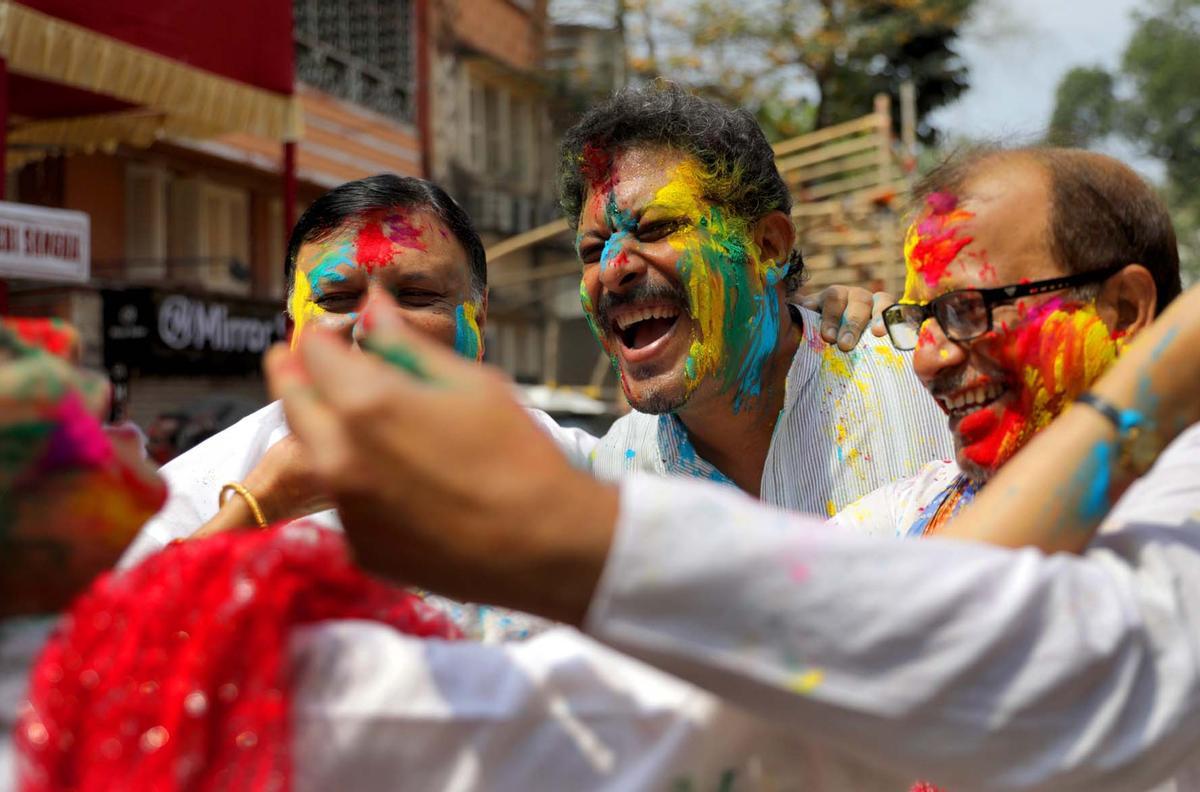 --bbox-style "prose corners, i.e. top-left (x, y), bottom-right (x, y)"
top-left (16, 523), bottom-right (460, 791)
